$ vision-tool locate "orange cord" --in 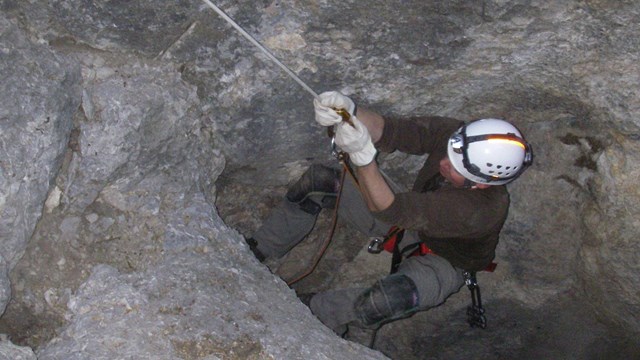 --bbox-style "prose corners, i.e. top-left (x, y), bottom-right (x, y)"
top-left (285, 157), bottom-right (356, 286)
